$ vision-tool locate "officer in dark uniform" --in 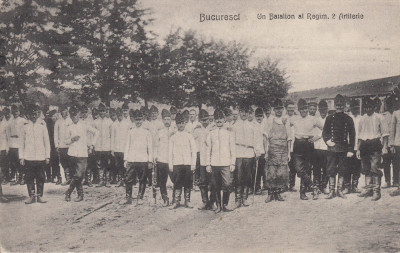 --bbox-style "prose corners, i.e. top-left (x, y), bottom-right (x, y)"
top-left (322, 94), bottom-right (356, 199)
